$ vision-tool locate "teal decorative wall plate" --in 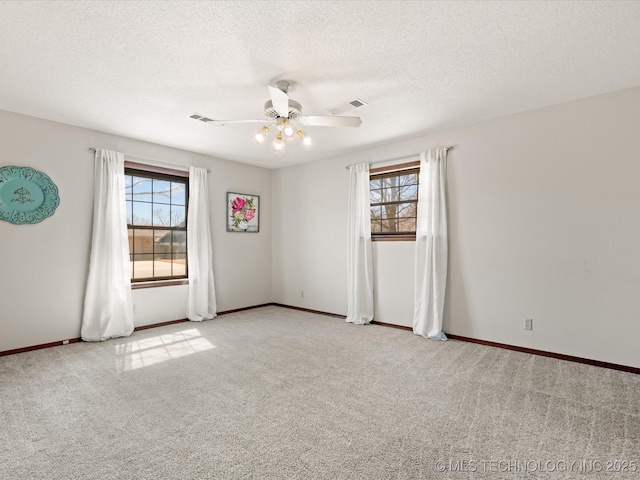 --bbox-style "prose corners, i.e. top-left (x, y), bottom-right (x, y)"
top-left (0, 166), bottom-right (60, 224)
